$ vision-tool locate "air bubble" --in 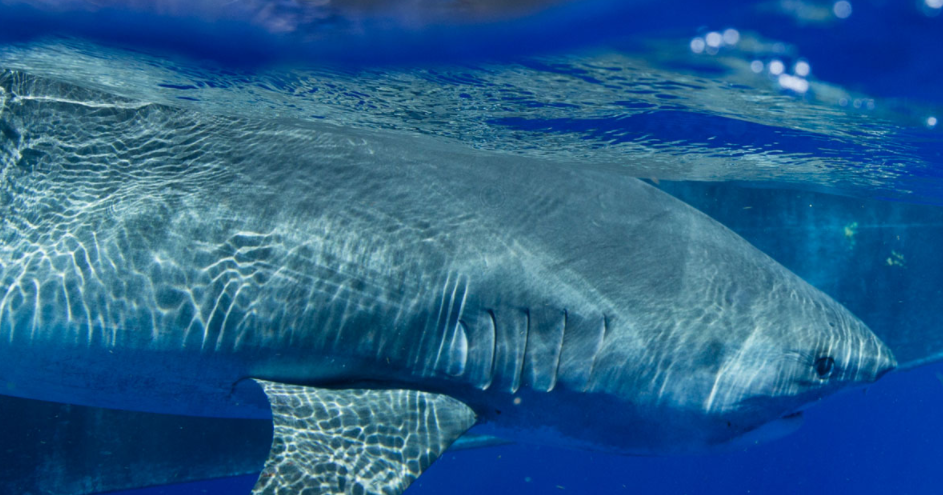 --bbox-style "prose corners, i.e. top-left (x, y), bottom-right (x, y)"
top-left (690, 38), bottom-right (706, 54)
top-left (833, 1), bottom-right (852, 18)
